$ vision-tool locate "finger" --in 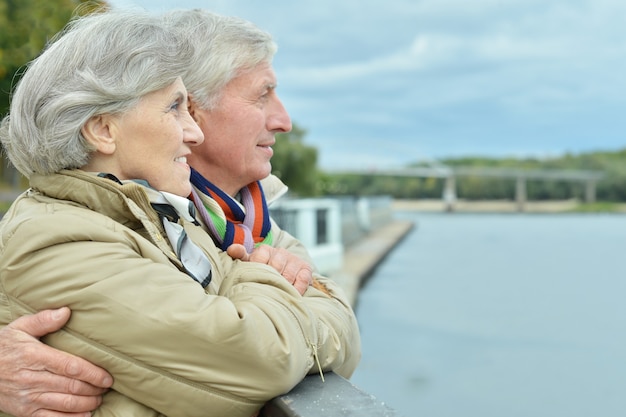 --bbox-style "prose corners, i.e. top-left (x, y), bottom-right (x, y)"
top-left (247, 245), bottom-right (272, 265)
top-left (1, 364), bottom-right (106, 416)
top-left (7, 310), bottom-right (113, 389)
top-left (30, 391), bottom-right (103, 415)
top-left (262, 247), bottom-right (291, 275)
top-left (15, 367), bottom-right (110, 397)
top-left (8, 308), bottom-right (71, 338)
top-left (40, 344), bottom-right (113, 390)
top-left (33, 412), bottom-right (93, 417)
top-left (279, 255), bottom-right (307, 284)
top-left (226, 244), bottom-right (250, 261)
top-left (32, 412), bottom-right (92, 417)
top-left (292, 268), bottom-right (314, 295)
